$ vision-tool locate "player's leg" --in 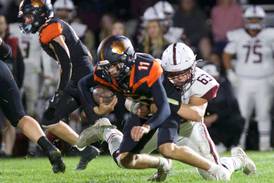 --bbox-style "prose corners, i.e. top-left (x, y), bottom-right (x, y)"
top-left (255, 79), bottom-right (273, 151)
top-left (2, 120), bottom-right (16, 156)
top-left (157, 118), bottom-right (230, 181)
top-left (115, 114), bottom-right (171, 181)
top-left (237, 79), bottom-right (255, 148)
top-left (0, 61), bottom-right (65, 173)
top-left (42, 92), bottom-right (80, 144)
top-left (42, 90), bottom-right (99, 170)
top-left (177, 122), bottom-right (256, 179)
